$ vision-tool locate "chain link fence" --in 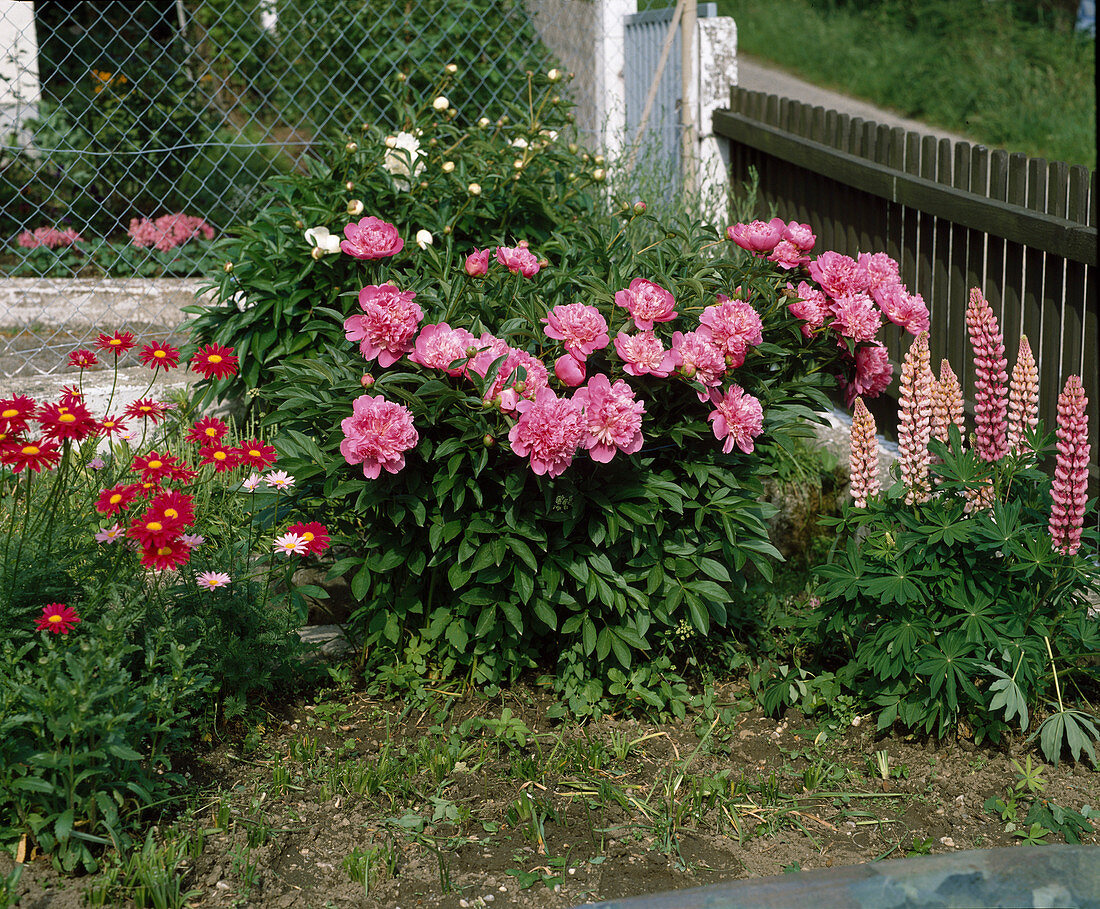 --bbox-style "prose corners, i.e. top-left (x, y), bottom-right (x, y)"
top-left (1, 0), bottom-right (644, 377)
